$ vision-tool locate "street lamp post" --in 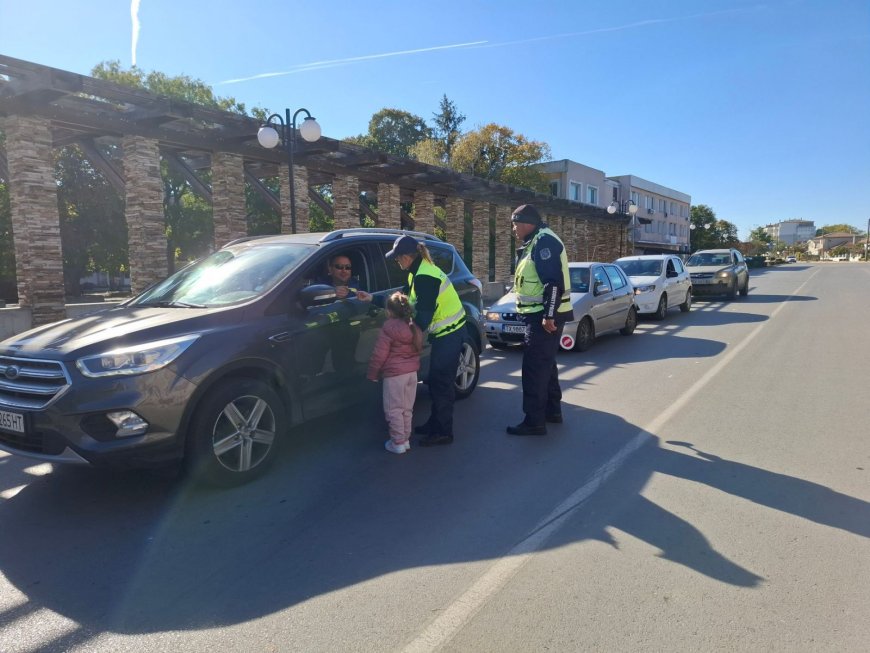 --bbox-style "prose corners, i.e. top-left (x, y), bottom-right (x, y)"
top-left (257, 108), bottom-right (322, 234)
top-left (607, 199), bottom-right (639, 254)
top-left (865, 217), bottom-right (869, 261)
